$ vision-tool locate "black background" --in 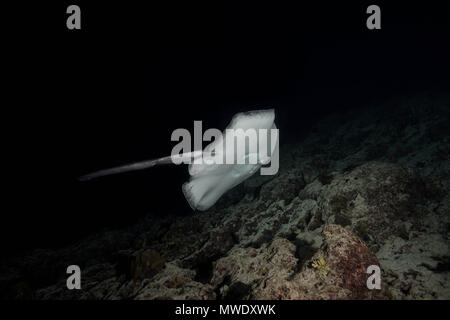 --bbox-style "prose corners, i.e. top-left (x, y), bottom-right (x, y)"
top-left (3, 1), bottom-right (449, 256)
